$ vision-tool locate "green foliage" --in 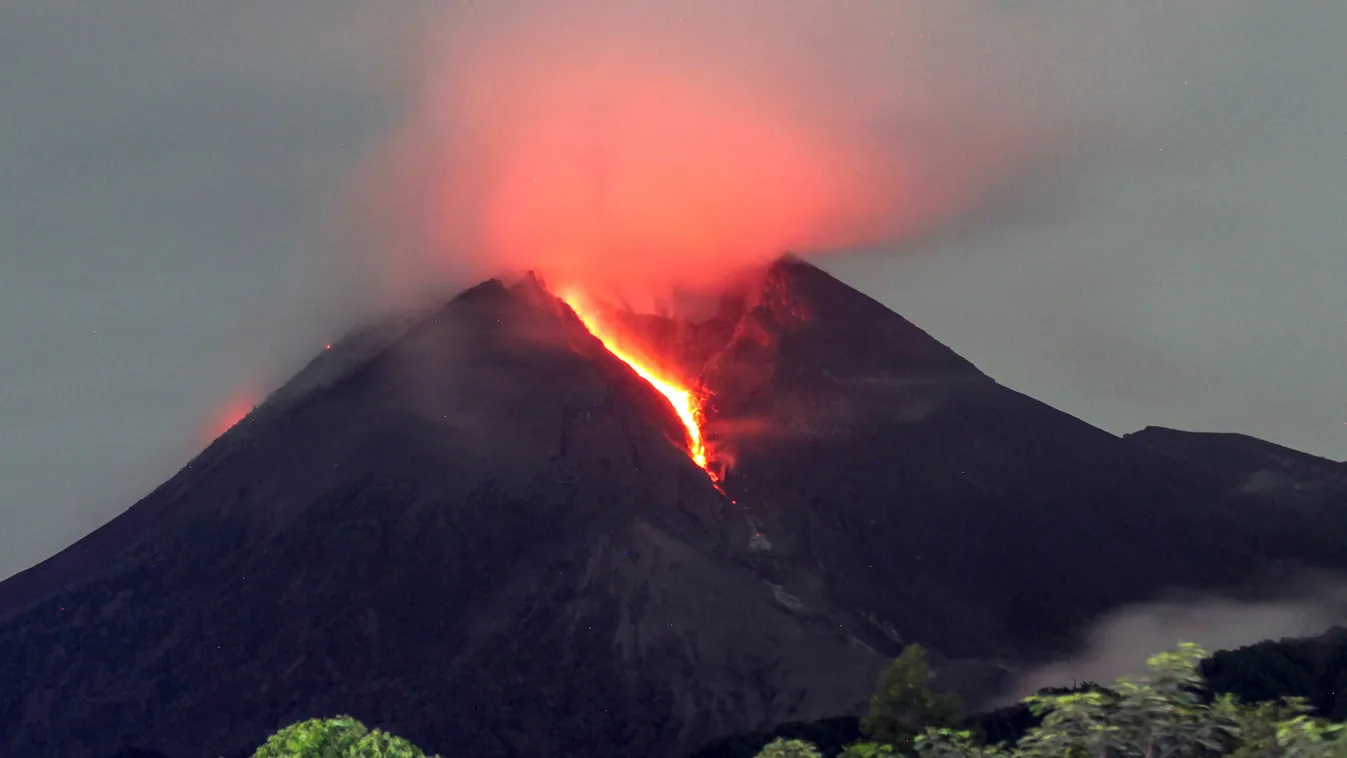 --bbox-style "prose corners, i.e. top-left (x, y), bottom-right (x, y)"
top-left (755, 737), bottom-right (825, 758)
top-left (714, 635), bottom-right (1347, 758)
top-left (1225, 696), bottom-right (1315, 757)
top-left (252, 716), bottom-right (433, 758)
top-left (897, 643), bottom-right (1347, 758)
top-left (1015, 689), bottom-right (1118, 758)
top-left (1012, 643), bottom-right (1245, 758)
top-left (838, 742), bottom-right (899, 758)
top-left (1274, 715), bottom-right (1347, 758)
top-left (691, 716), bottom-right (864, 758)
top-left (253, 716), bottom-right (370, 758)
top-left (911, 729), bottom-right (1012, 758)
top-left (859, 644), bottom-right (962, 753)
top-left (348, 730), bottom-right (429, 757)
